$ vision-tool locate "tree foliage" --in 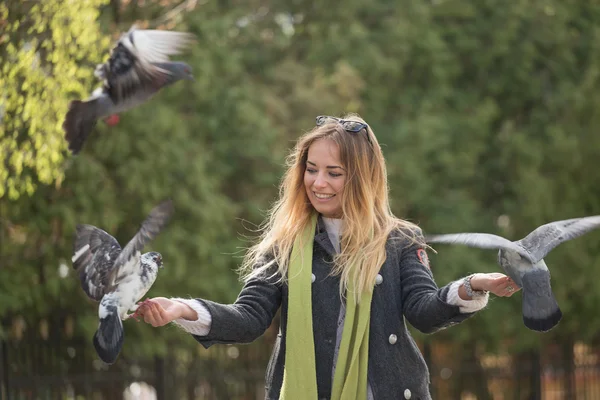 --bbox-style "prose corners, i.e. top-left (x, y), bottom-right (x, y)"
top-left (0, 0), bottom-right (110, 199)
top-left (2, 2), bottom-right (600, 396)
